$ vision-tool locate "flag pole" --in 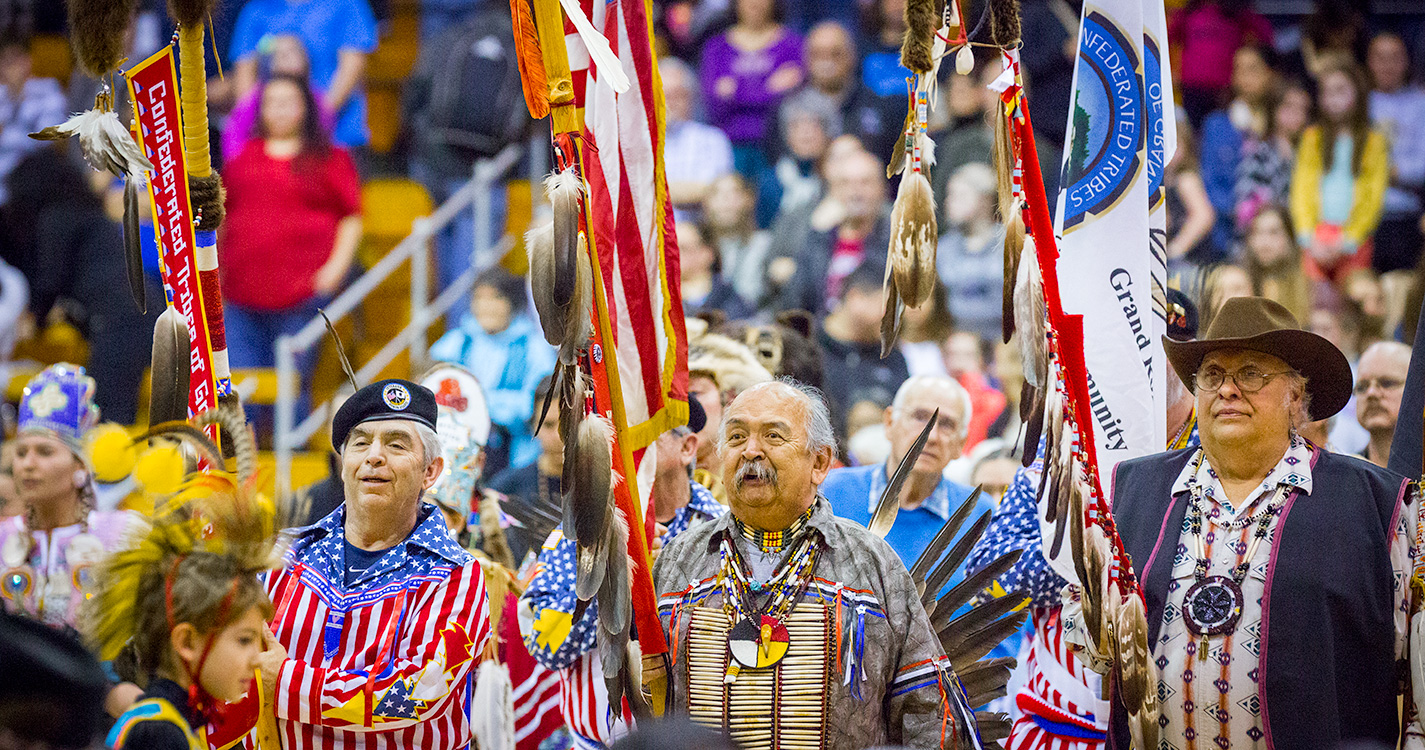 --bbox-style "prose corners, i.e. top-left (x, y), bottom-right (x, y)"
top-left (526, 0), bottom-right (669, 657)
